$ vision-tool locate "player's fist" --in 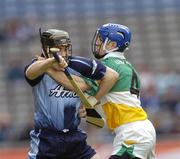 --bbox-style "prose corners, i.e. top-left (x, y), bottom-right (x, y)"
top-left (58, 56), bottom-right (68, 69)
top-left (52, 56), bottom-right (67, 71)
top-left (78, 105), bottom-right (87, 118)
